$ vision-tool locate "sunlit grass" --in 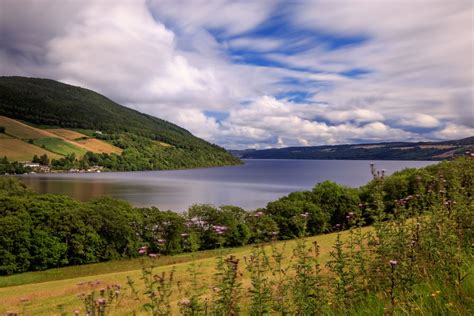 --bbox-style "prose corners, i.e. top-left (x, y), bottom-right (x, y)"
top-left (0, 228), bottom-right (364, 315)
